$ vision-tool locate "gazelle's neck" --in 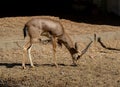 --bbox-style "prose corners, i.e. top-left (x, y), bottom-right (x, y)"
top-left (60, 33), bottom-right (77, 55)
